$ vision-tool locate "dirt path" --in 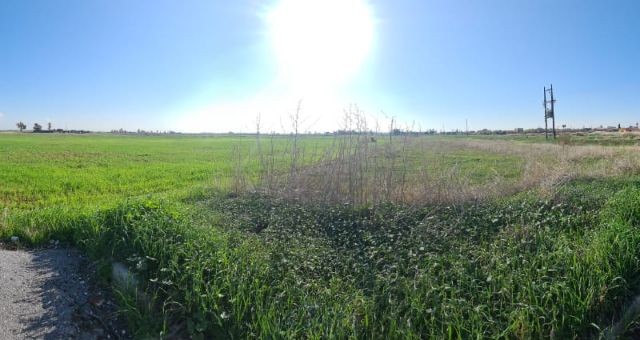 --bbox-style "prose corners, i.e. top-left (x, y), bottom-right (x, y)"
top-left (0, 247), bottom-right (126, 339)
